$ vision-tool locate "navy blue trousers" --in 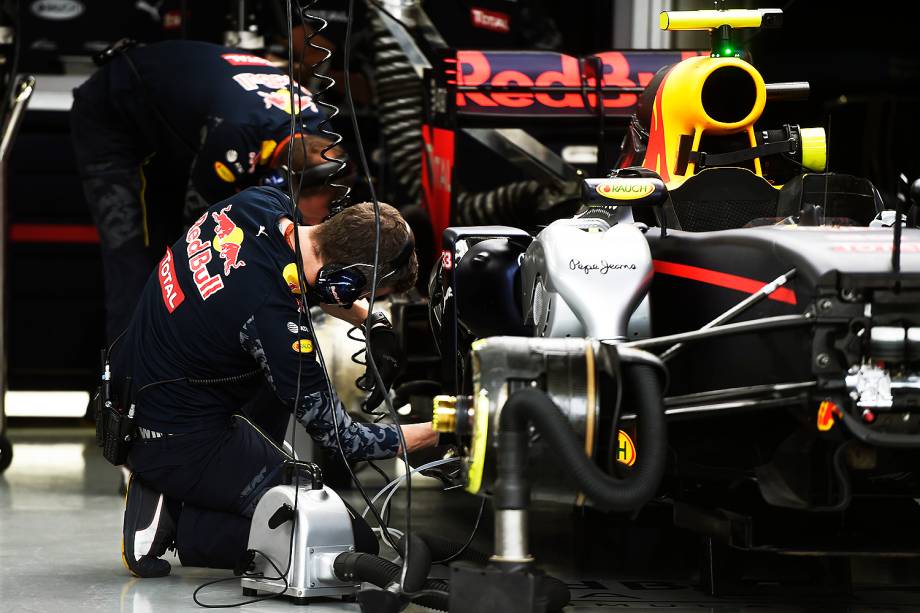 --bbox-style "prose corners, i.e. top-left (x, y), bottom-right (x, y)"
top-left (126, 384), bottom-right (377, 569)
top-left (127, 384), bottom-right (291, 568)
